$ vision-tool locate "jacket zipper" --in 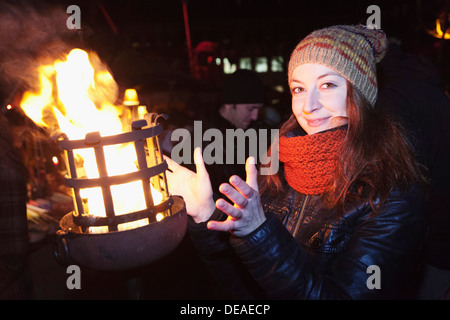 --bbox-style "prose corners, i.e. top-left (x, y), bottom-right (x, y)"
top-left (292, 195), bottom-right (310, 239)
